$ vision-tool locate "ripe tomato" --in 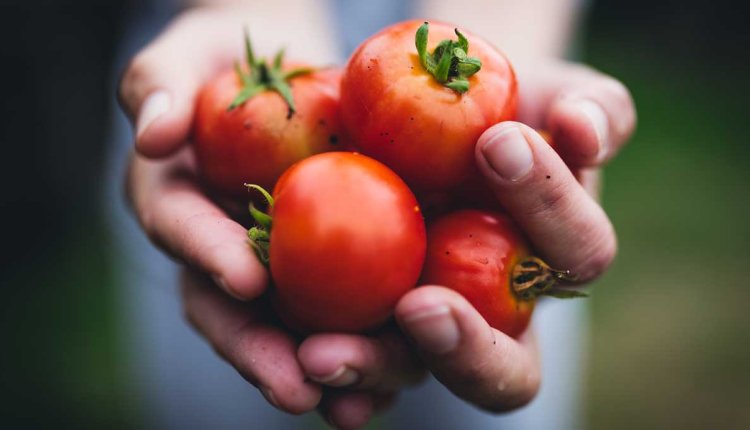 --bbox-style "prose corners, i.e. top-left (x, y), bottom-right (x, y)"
top-left (194, 33), bottom-right (345, 200)
top-left (249, 152), bottom-right (427, 333)
top-left (420, 210), bottom-right (580, 338)
top-left (340, 20), bottom-right (517, 194)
